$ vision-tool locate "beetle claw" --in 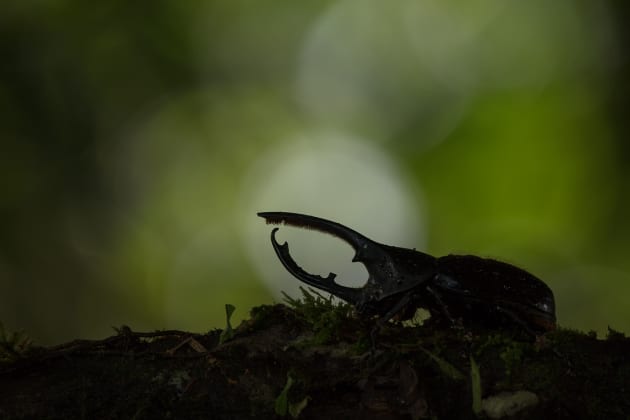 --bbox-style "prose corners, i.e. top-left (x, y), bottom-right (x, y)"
top-left (268, 227), bottom-right (361, 304)
top-left (259, 212), bottom-right (436, 312)
top-left (259, 212), bottom-right (374, 253)
top-left (270, 227), bottom-right (337, 283)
